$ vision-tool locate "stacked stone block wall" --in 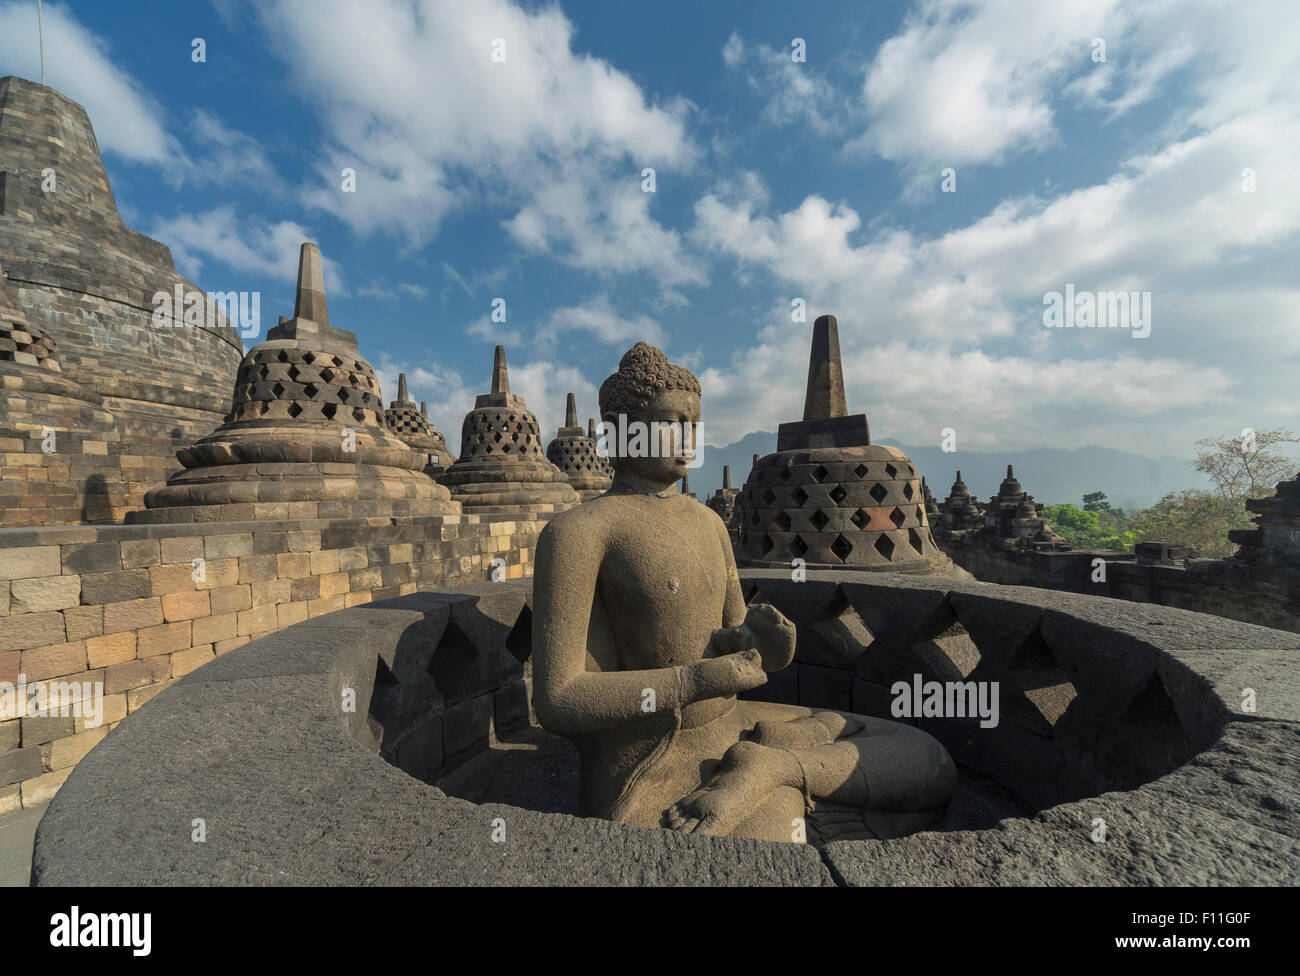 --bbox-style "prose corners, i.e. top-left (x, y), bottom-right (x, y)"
top-left (0, 512), bottom-right (543, 812)
top-left (937, 534), bottom-right (1300, 634)
top-left (0, 426), bottom-right (182, 526)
